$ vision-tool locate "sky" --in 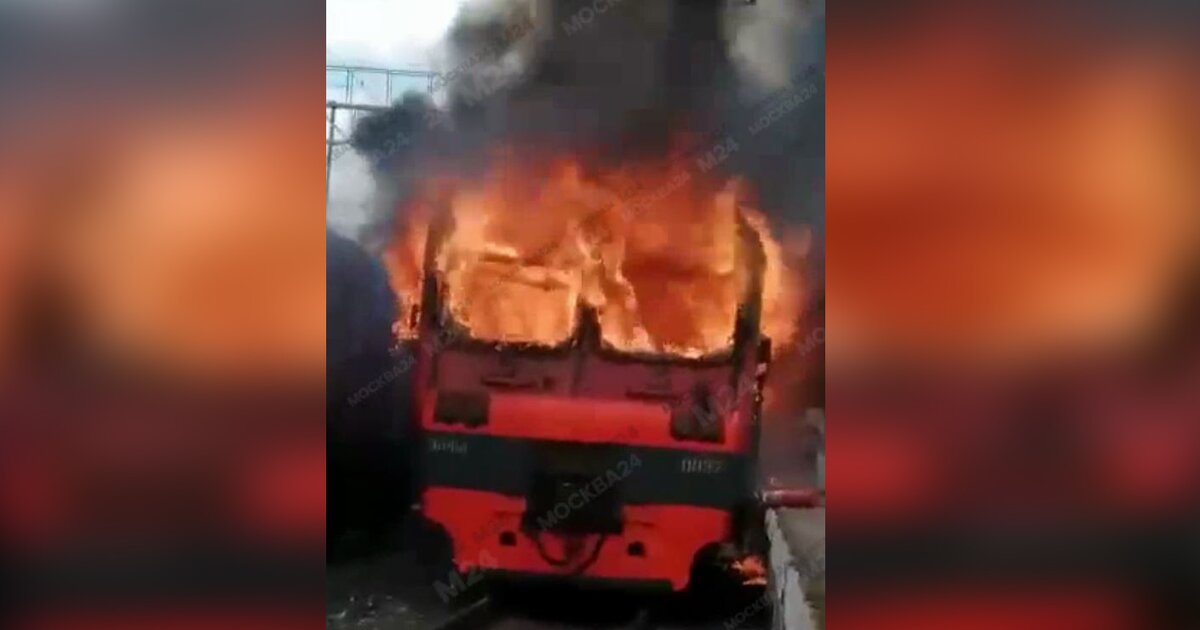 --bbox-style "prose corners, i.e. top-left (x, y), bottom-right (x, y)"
top-left (326, 0), bottom-right (468, 238)
top-left (326, 0), bottom-right (465, 69)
